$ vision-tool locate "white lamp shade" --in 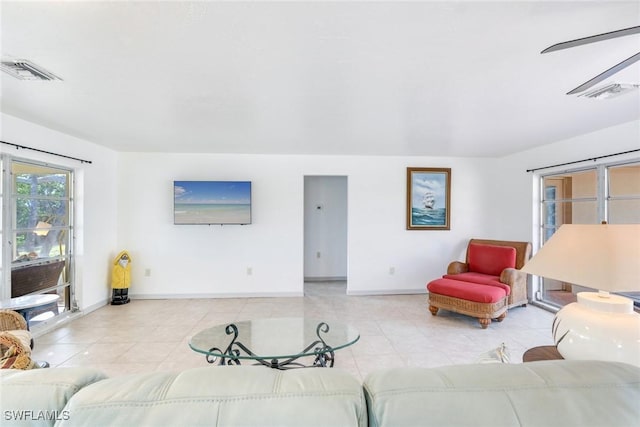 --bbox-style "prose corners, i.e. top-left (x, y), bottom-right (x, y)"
top-left (521, 224), bottom-right (640, 293)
